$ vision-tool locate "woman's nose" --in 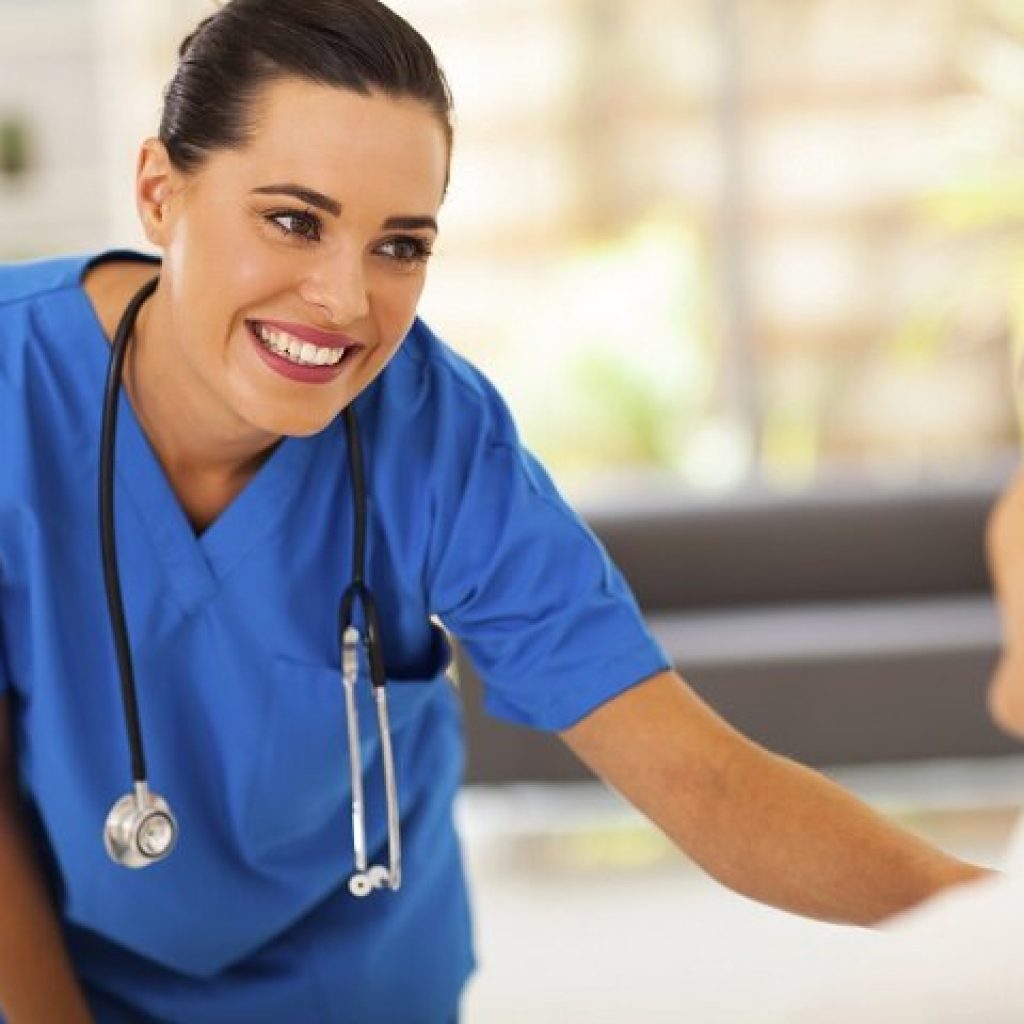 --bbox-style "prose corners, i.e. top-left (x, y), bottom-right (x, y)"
top-left (299, 248), bottom-right (370, 325)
